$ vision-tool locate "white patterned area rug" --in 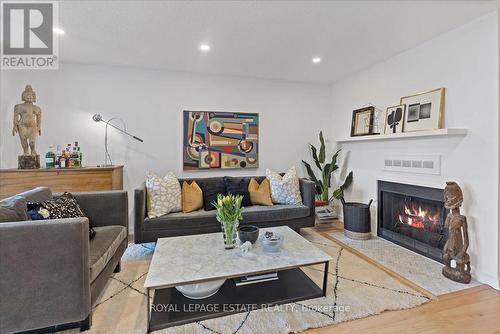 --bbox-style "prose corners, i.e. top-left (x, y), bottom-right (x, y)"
top-left (69, 229), bottom-right (429, 334)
